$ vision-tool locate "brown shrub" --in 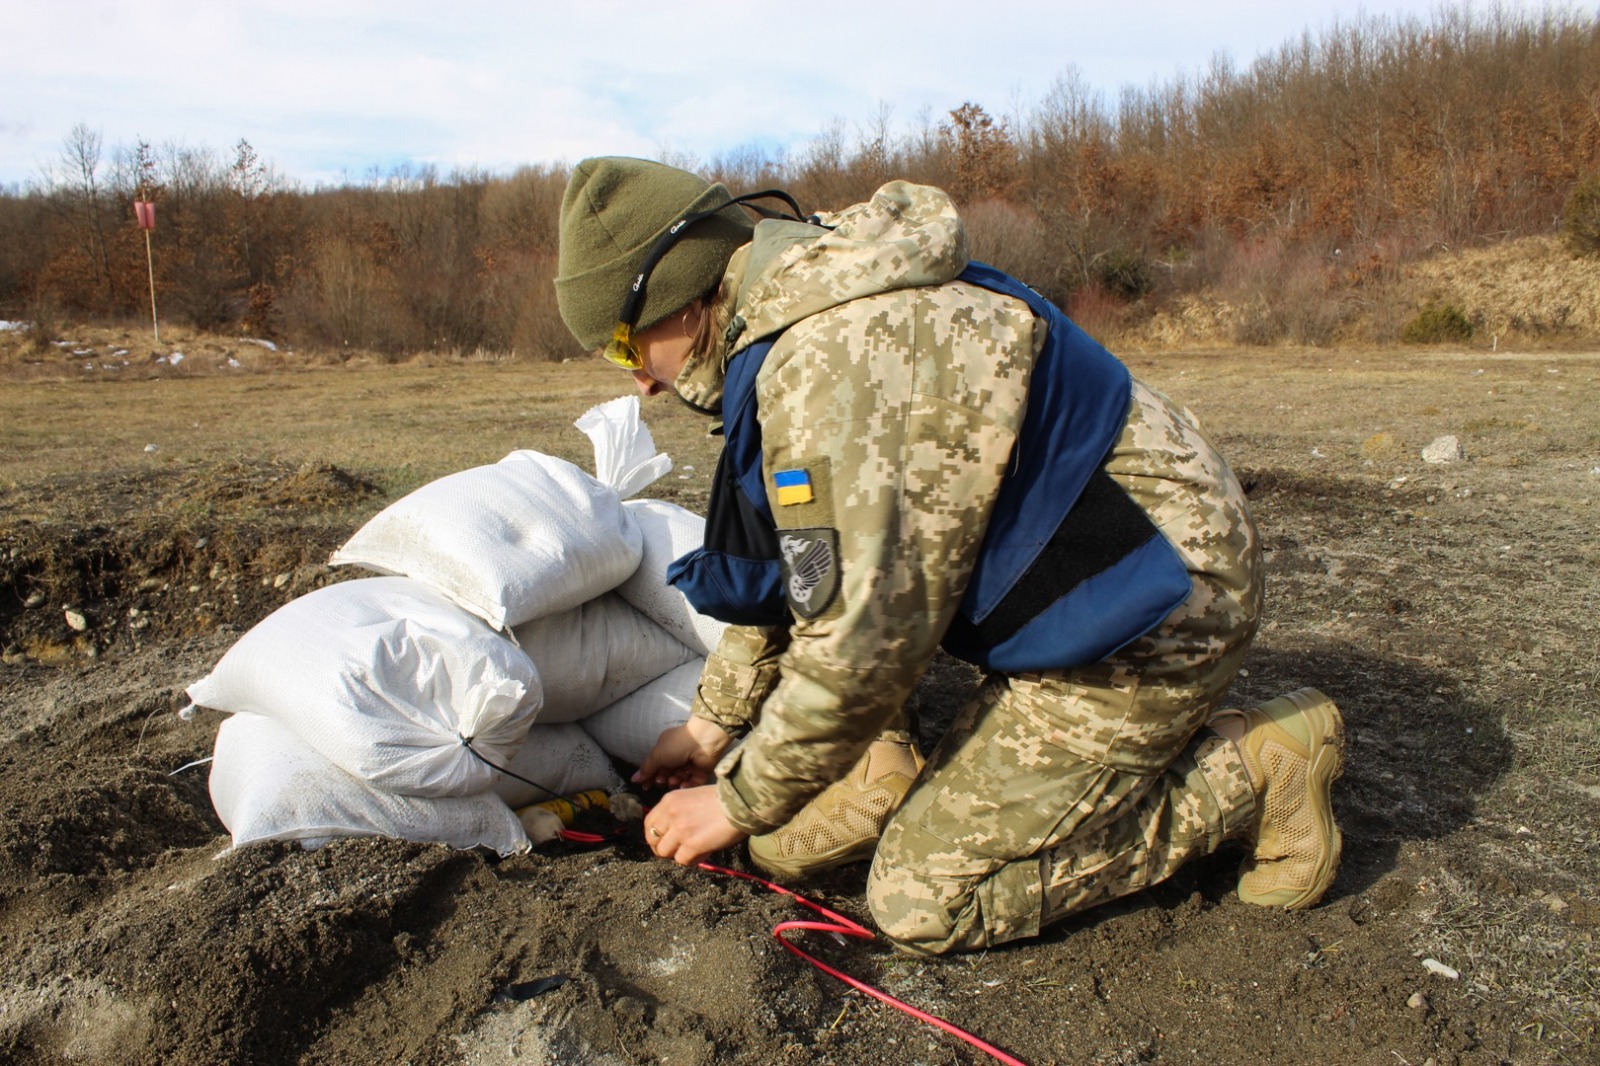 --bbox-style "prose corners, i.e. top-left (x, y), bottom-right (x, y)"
top-left (1564, 170), bottom-right (1600, 258)
top-left (1065, 285), bottom-right (1131, 343)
